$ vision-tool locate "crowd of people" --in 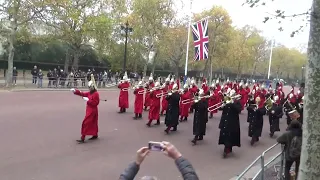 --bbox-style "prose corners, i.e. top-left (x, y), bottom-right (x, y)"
top-left (70, 72), bottom-right (304, 179)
